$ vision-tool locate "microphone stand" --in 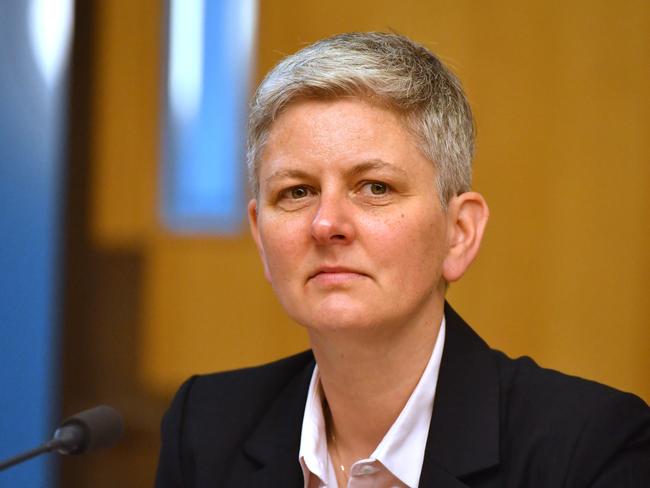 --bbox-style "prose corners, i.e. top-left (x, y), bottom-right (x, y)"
top-left (0, 439), bottom-right (60, 471)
